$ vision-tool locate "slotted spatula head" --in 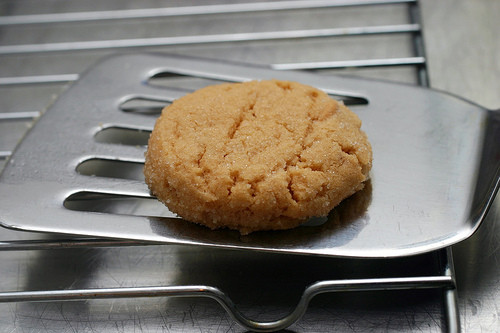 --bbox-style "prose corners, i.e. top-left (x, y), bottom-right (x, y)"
top-left (0, 53), bottom-right (498, 258)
